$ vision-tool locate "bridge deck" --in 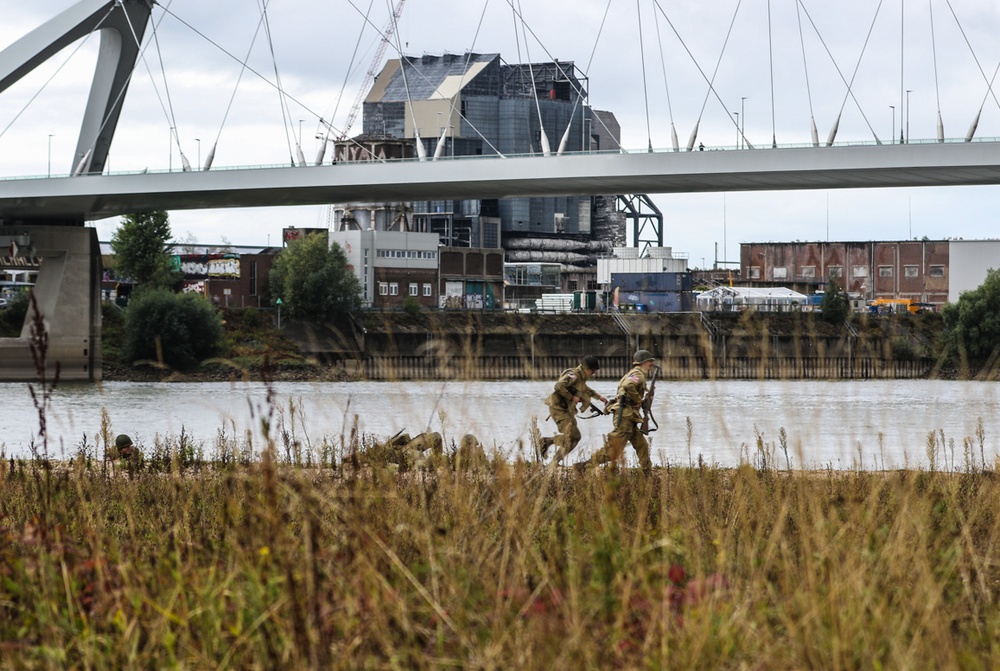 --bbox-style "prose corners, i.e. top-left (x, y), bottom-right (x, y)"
top-left (1, 141), bottom-right (1000, 220)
